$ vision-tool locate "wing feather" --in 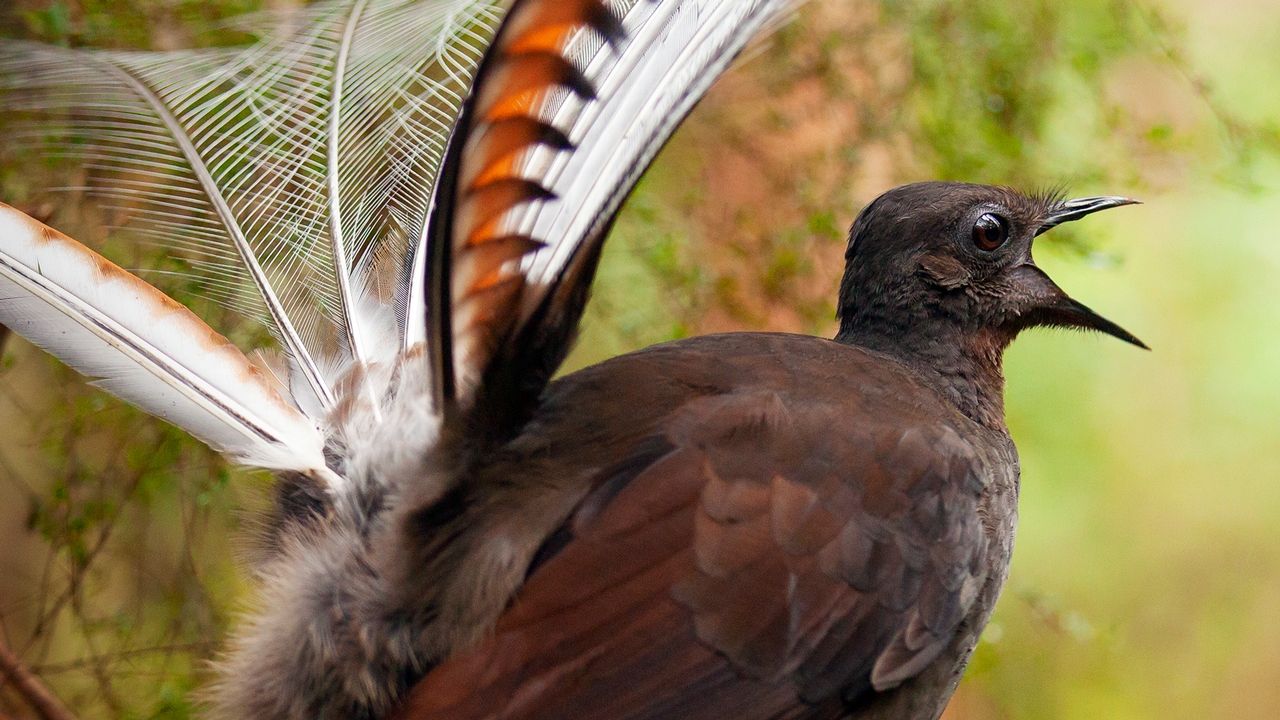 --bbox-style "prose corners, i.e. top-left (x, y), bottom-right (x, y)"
top-left (0, 203), bottom-right (333, 480)
top-left (393, 385), bottom-right (991, 718)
